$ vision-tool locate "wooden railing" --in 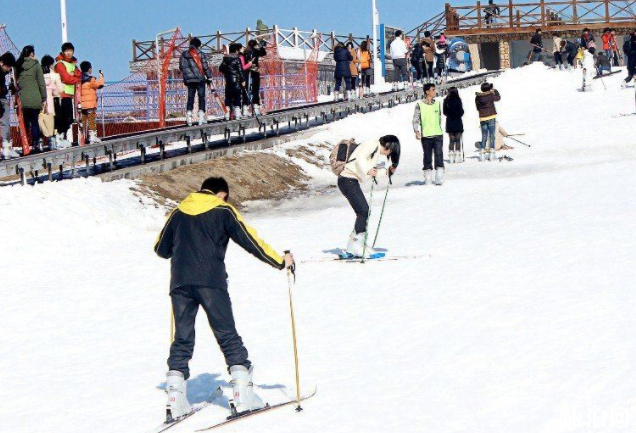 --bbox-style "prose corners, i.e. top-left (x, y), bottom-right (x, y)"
top-left (444, 0), bottom-right (636, 33)
top-left (132, 25), bottom-right (372, 62)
